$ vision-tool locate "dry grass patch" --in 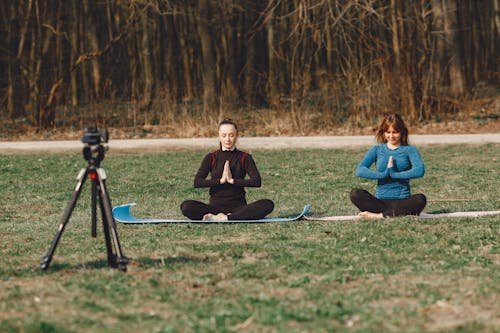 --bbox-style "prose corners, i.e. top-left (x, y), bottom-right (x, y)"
top-left (367, 272), bottom-right (500, 331)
